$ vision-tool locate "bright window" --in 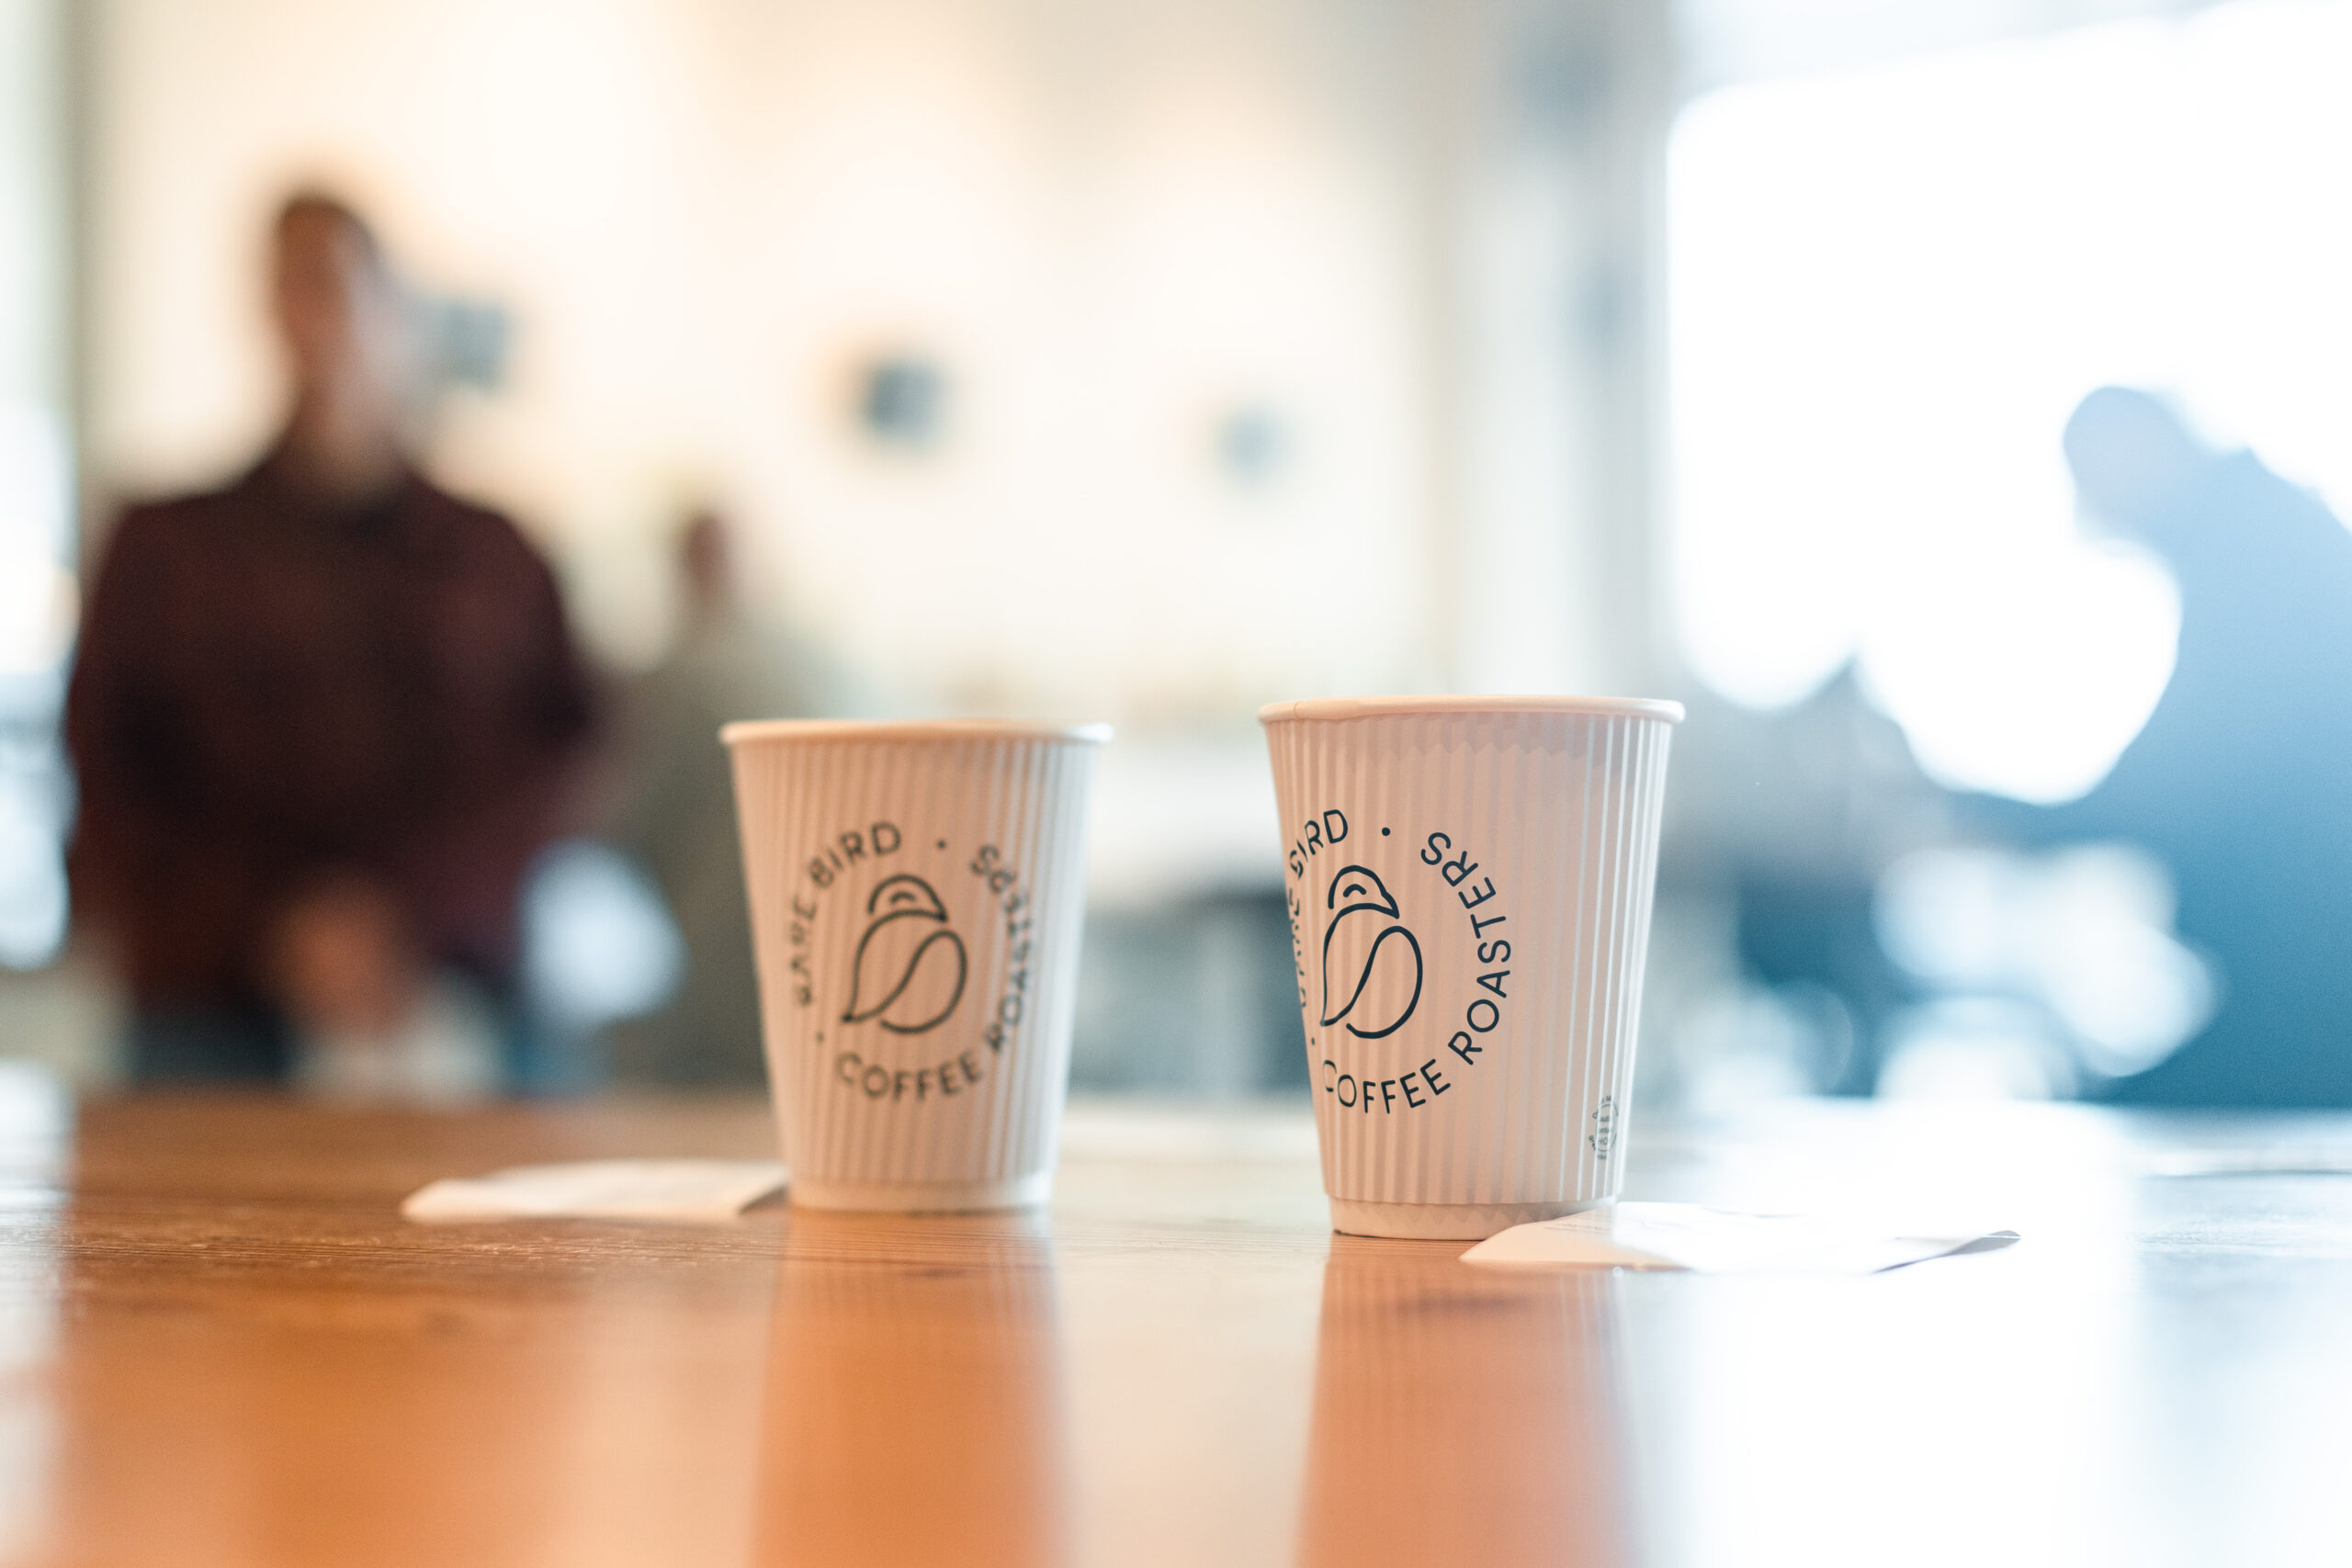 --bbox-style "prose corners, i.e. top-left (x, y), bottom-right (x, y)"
top-left (1669, 0), bottom-right (2352, 802)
